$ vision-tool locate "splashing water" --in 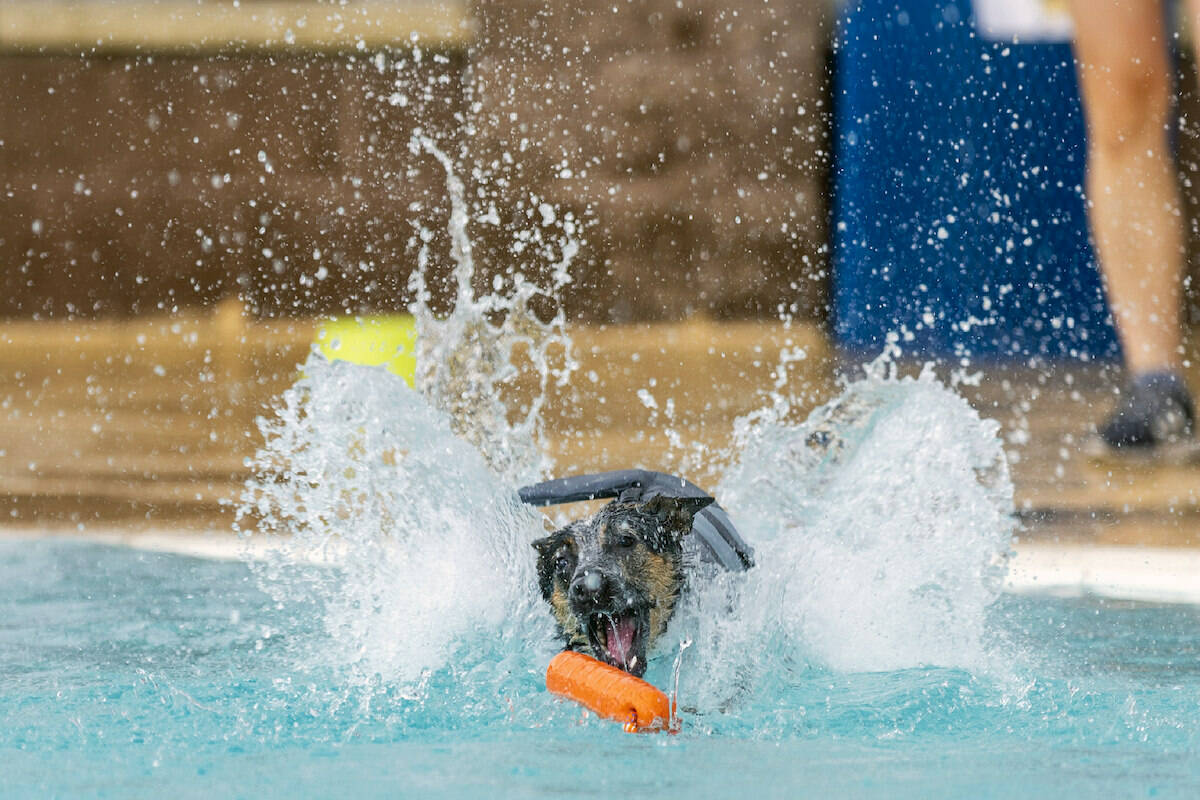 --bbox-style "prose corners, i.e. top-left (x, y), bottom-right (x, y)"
top-left (238, 138), bottom-right (577, 686)
top-left (672, 357), bottom-right (1014, 702)
top-left (240, 357), bottom-right (553, 685)
top-left (239, 146), bottom-right (1015, 727)
top-left (241, 361), bottom-right (1014, 723)
top-left (406, 132), bottom-right (577, 486)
